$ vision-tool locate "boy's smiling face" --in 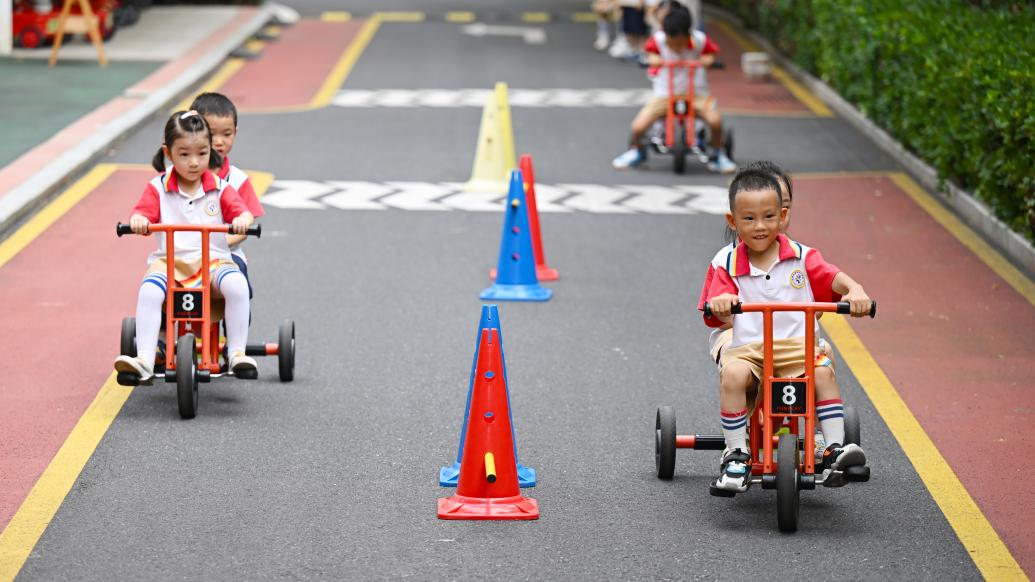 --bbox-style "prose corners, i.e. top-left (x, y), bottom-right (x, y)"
top-left (727, 188), bottom-right (787, 255)
top-left (204, 114), bottom-right (236, 157)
